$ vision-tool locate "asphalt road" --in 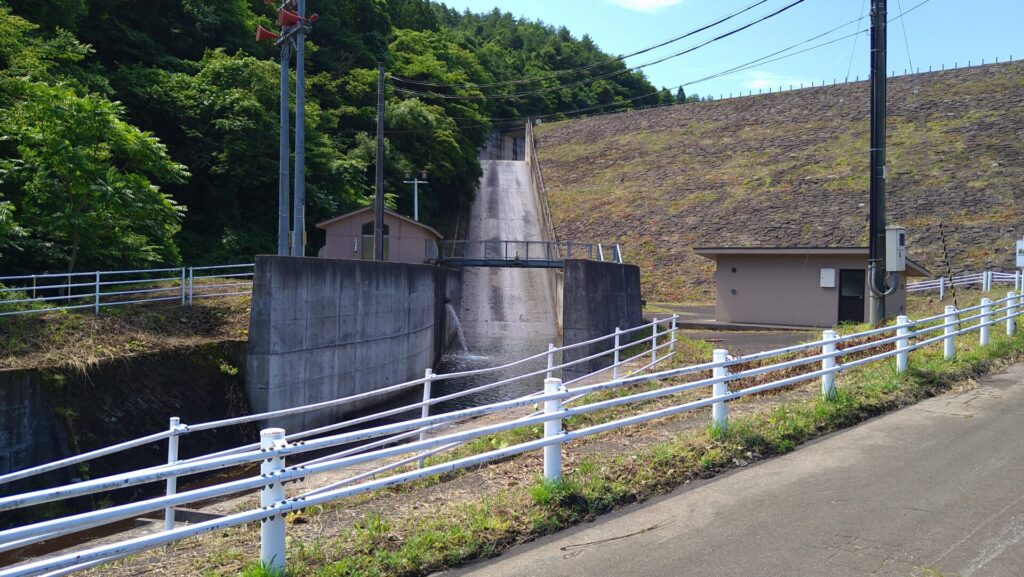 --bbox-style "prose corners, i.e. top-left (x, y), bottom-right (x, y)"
top-left (441, 363), bottom-right (1024, 577)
